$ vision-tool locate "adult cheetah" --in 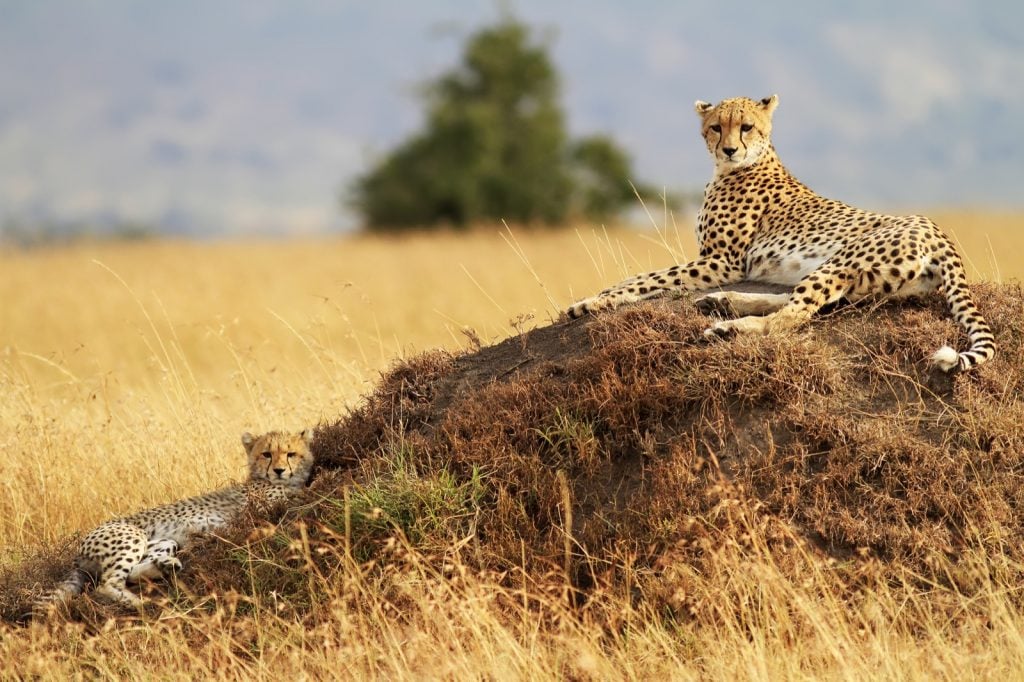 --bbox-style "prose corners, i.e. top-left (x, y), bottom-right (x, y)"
top-left (36, 429), bottom-right (314, 611)
top-left (568, 95), bottom-right (994, 372)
